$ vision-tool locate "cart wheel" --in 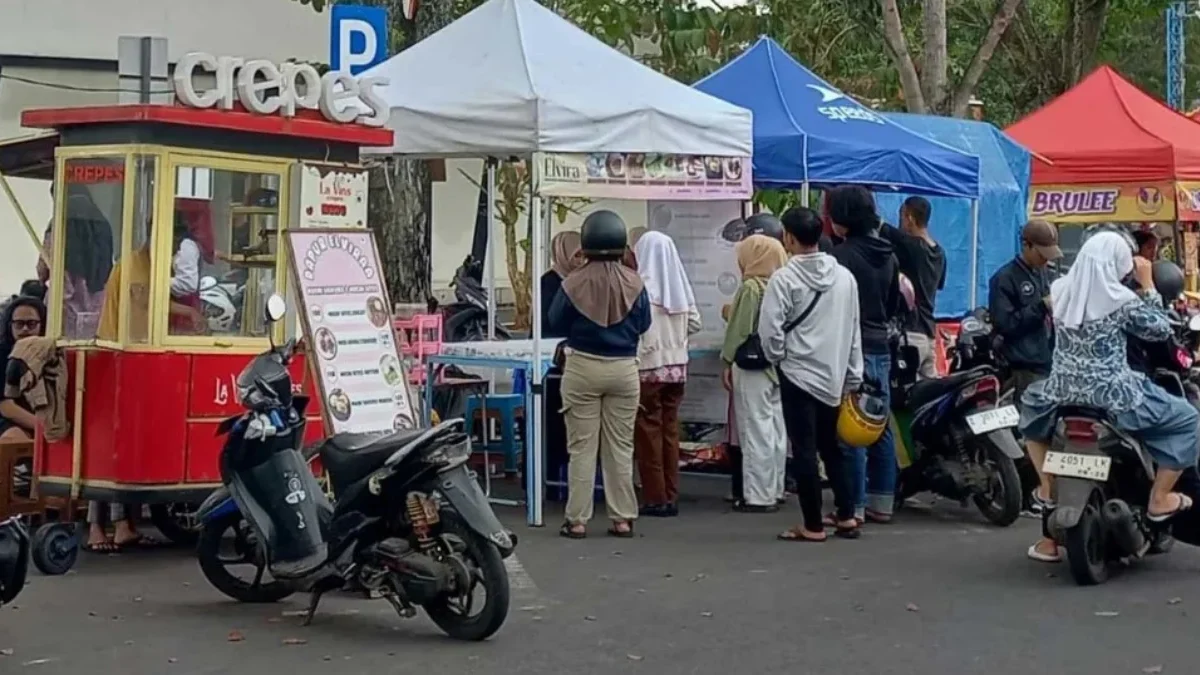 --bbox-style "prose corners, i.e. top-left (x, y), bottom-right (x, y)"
top-left (149, 503), bottom-right (200, 547)
top-left (31, 522), bottom-right (79, 576)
